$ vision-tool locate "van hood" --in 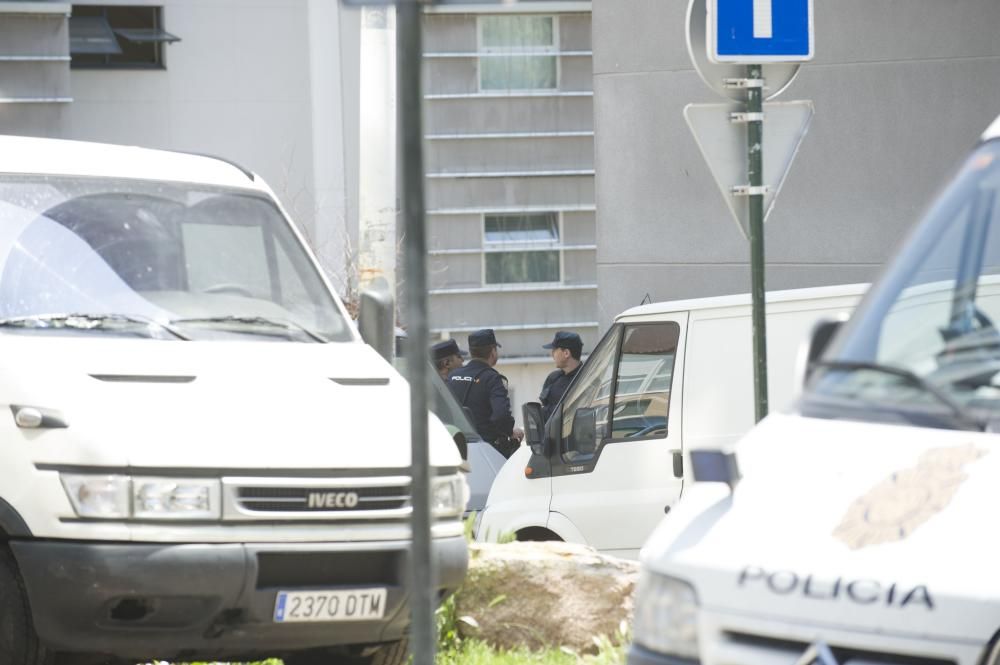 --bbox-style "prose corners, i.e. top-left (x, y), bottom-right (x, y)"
top-left (1, 336), bottom-right (461, 471)
top-left (645, 413), bottom-right (1000, 643)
